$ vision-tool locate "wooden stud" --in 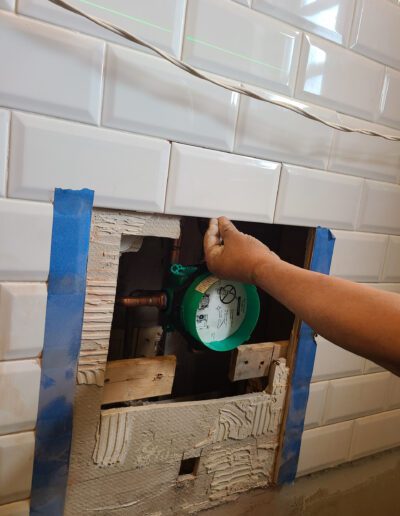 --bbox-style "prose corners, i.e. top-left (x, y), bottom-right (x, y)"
top-left (103, 355), bottom-right (176, 404)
